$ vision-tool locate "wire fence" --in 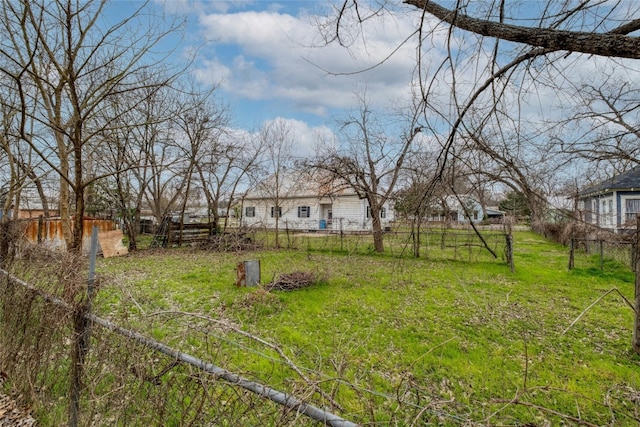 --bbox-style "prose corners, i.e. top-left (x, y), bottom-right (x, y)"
top-left (0, 267), bottom-right (361, 426)
top-left (0, 247), bottom-right (470, 426)
top-left (236, 226), bottom-right (512, 265)
top-left (0, 222), bottom-right (511, 426)
top-left (568, 238), bottom-right (636, 272)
